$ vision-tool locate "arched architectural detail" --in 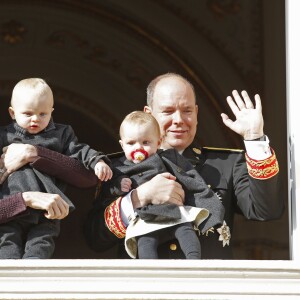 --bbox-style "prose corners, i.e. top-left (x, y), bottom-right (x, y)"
top-left (0, 0), bottom-right (261, 147)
